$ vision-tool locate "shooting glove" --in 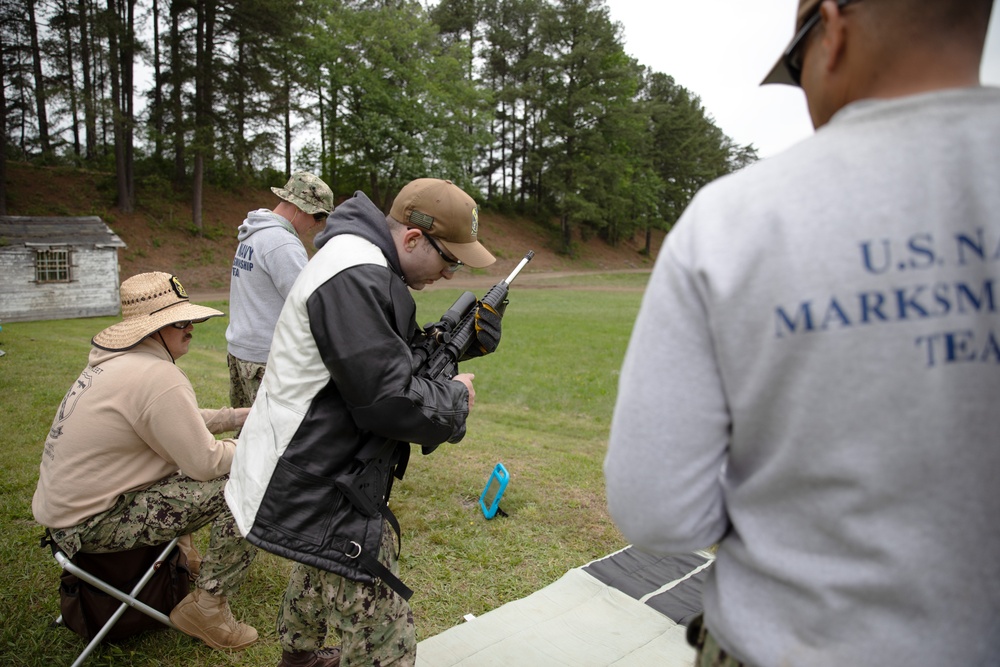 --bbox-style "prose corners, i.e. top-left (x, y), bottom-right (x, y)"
top-left (470, 299), bottom-right (506, 357)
